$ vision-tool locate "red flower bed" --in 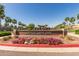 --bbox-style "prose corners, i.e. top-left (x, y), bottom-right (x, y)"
top-left (7, 37), bottom-right (79, 47)
top-left (12, 37), bottom-right (63, 45)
